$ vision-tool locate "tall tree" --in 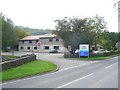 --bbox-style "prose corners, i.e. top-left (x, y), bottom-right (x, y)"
top-left (54, 17), bottom-right (95, 51)
top-left (91, 15), bottom-right (108, 50)
top-left (1, 13), bottom-right (31, 50)
top-left (2, 15), bottom-right (16, 50)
